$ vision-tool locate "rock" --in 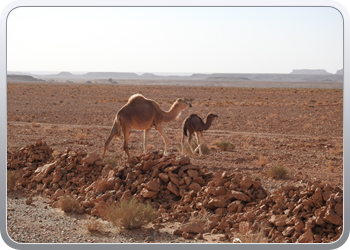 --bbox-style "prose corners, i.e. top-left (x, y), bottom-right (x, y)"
top-left (82, 153), bottom-right (100, 165)
top-left (269, 215), bottom-right (288, 227)
top-left (282, 226), bottom-right (295, 237)
top-left (188, 182), bottom-right (202, 192)
top-left (180, 221), bottom-right (205, 234)
top-left (33, 161), bottom-right (57, 182)
top-left (142, 159), bottom-right (158, 171)
top-left (158, 173), bottom-right (169, 182)
top-left (334, 202), bottom-right (343, 217)
top-left (187, 169), bottom-right (199, 178)
top-left (296, 229), bottom-right (314, 243)
top-left (178, 156), bottom-right (191, 165)
top-left (167, 182), bottom-right (180, 196)
top-left (228, 190), bottom-right (251, 202)
top-left (145, 179), bottom-right (160, 192)
top-left (140, 188), bottom-right (158, 198)
top-left (208, 195), bottom-right (231, 208)
top-left (240, 176), bottom-right (253, 190)
top-left (324, 210), bottom-right (343, 225)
